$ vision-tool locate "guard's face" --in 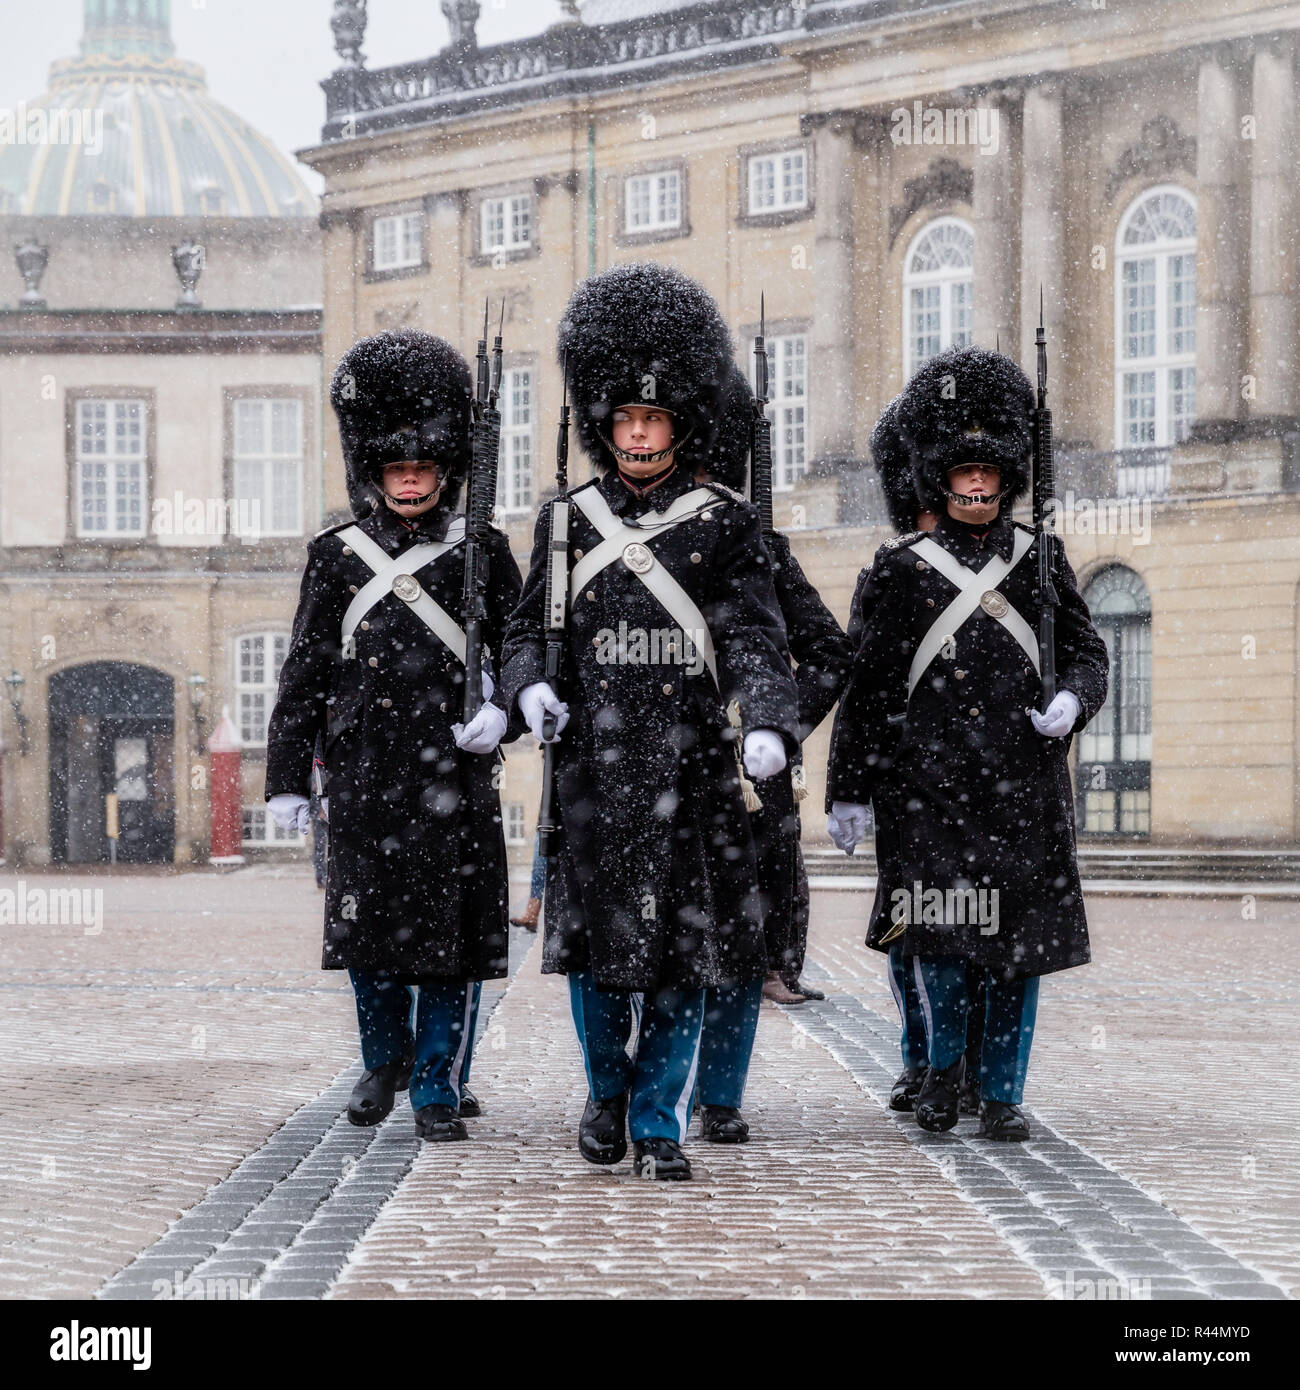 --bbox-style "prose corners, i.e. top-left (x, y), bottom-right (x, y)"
top-left (380, 460), bottom-right (443, 516)
top-left (945, 463), bottom-right (1001, 524)
top-left (611, 405), bottom-right (675, 477)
